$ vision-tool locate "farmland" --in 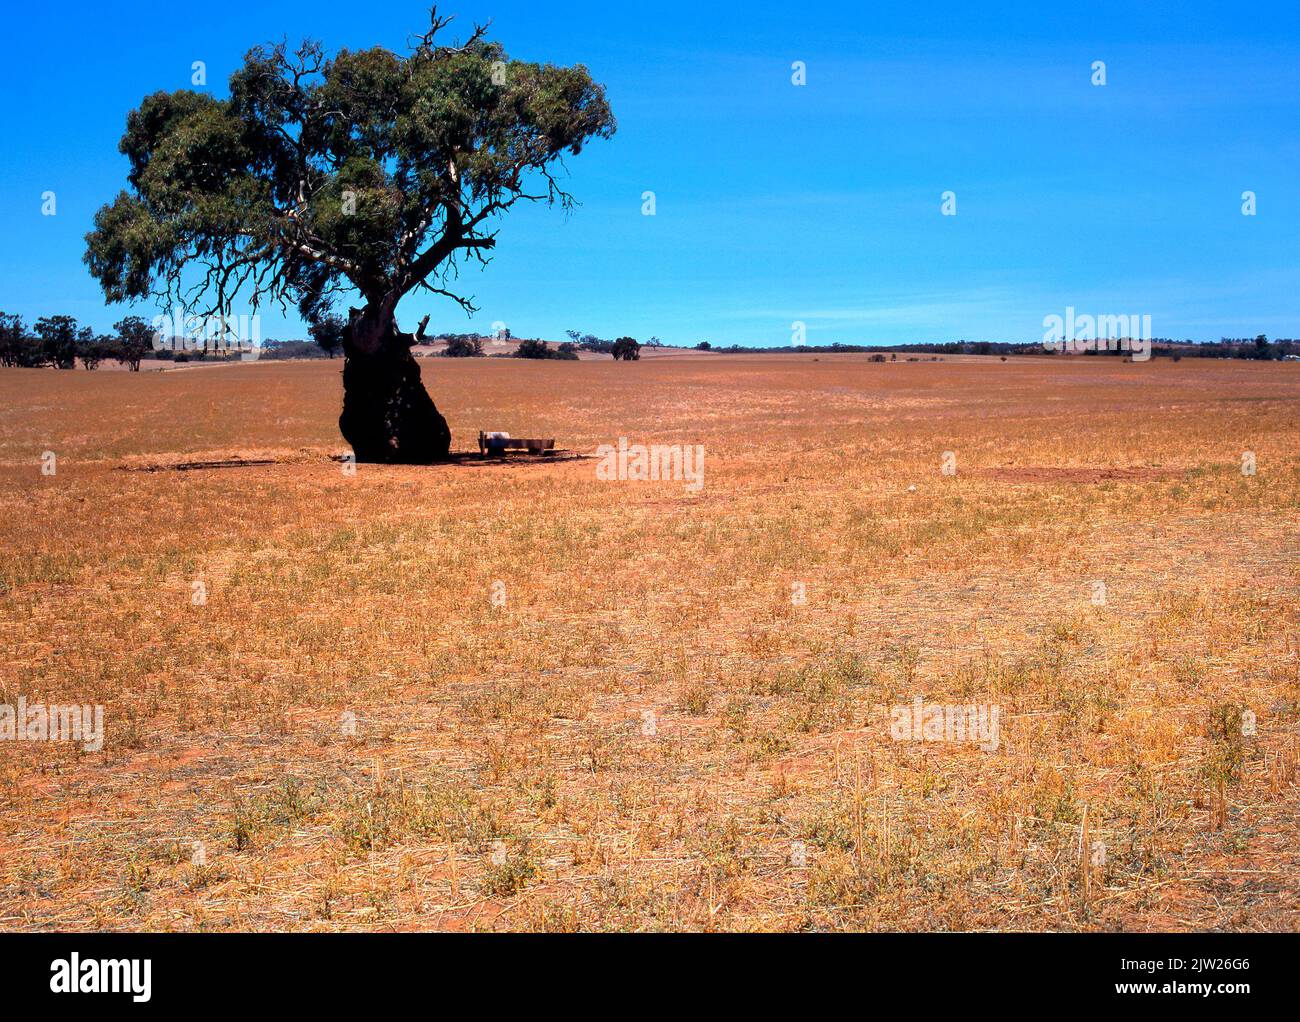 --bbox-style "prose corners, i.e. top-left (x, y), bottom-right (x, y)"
top-left (0, 354), bottom-right (1297, 930)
